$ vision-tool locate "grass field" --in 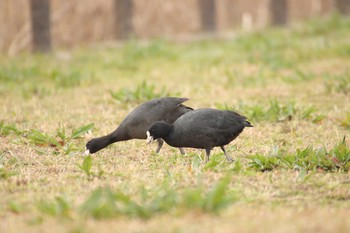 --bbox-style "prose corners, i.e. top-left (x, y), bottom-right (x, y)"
top-left (1, 15), bottom-right (350, 233)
